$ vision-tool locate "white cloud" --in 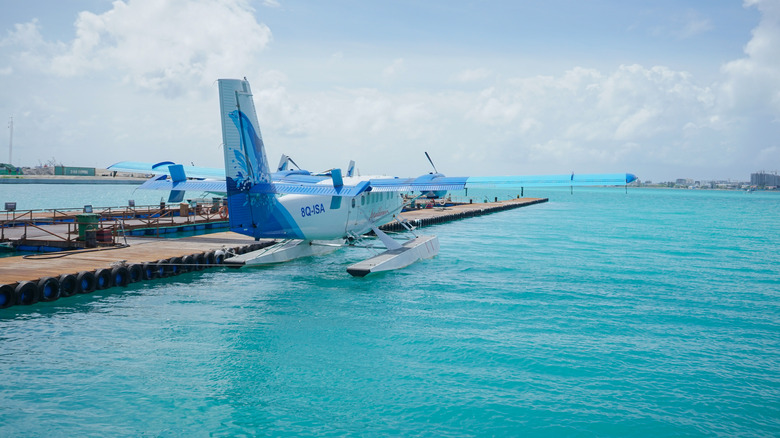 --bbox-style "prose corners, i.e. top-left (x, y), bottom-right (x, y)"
top-left (382, 58), bottom-right (405, 78)
top-left (648, 9), bottom-right (713, 40)
top-left (466, 87), bottom-right (523, 126)
top-left (677, 10), bottom-right (713, 38)
top-left (720, 0), bottom-right (780, 115)
top-left (0, 0), bottom-right (276, 169)
top-left (0, 19), bottom-right (46, 48)
top-left (454, 68), bottom-right (492, 83)
top-left (0, 19), bottom-right (64, 72)
top-left (237, 61), bottom-right (722, 177)
top-left (47, 0), bottom-right (272, 96)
